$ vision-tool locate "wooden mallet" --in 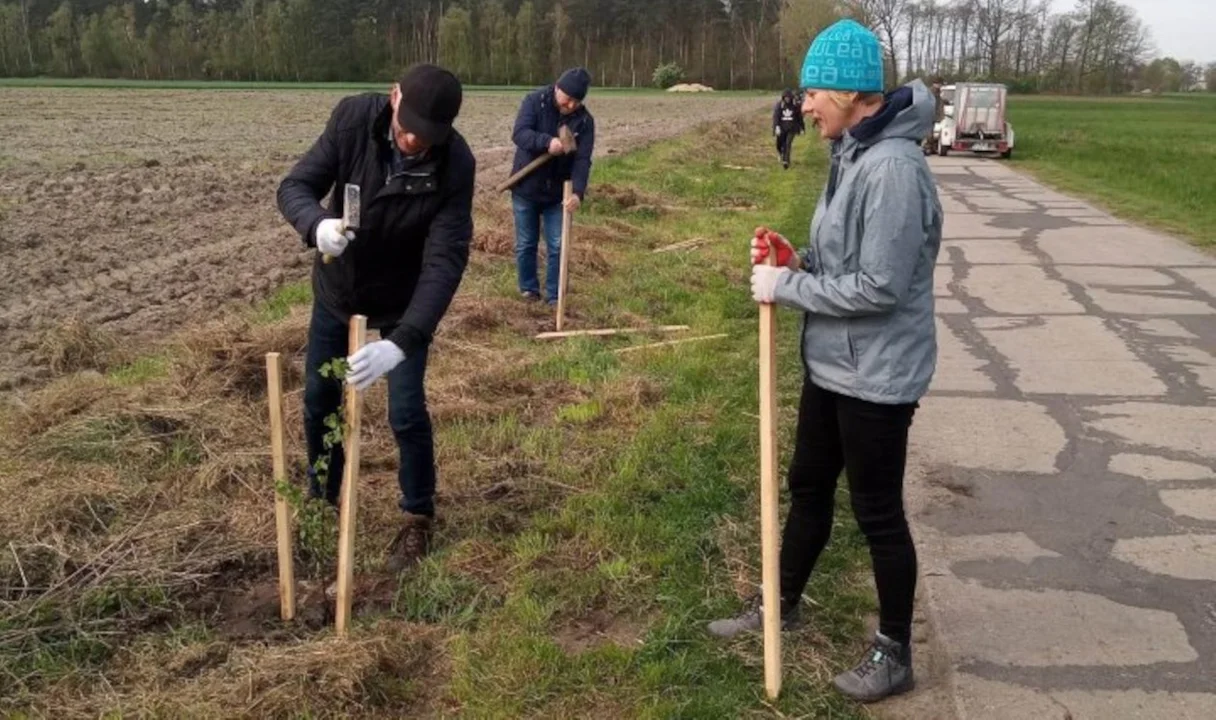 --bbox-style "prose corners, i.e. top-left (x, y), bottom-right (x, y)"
top-left (496, 126), bottom-right (576, 193)
top-left (758, 240), bottom-right (783, 699)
